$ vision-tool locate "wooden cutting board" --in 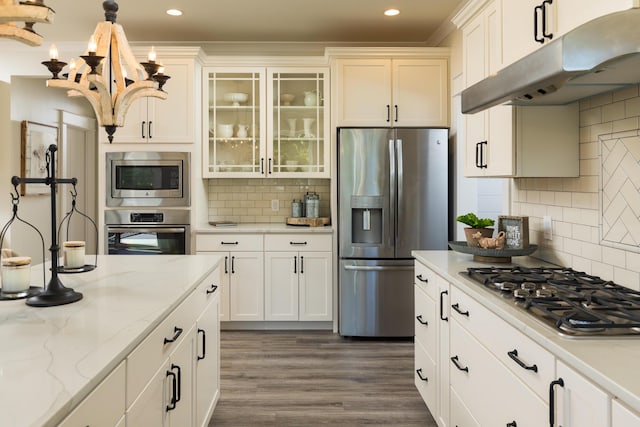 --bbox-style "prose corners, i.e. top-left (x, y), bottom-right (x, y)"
top-left (286, 217), bottom-right (330, 227)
